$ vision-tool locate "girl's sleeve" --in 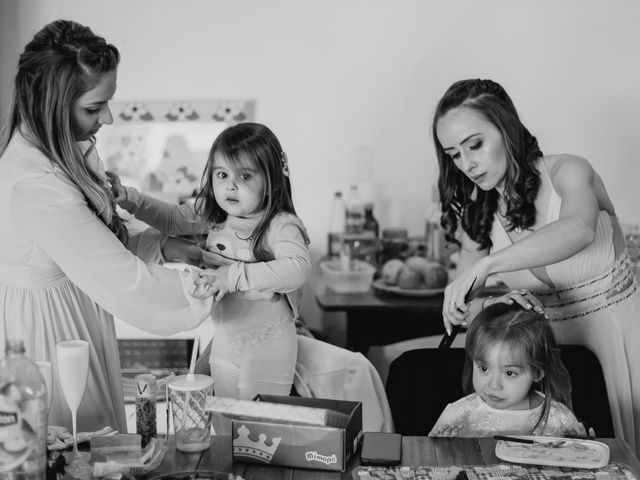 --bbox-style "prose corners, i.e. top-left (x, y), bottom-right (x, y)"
top-left (550, 401), bottom-right (588, 438)
top-left (428, 403), bottom-right (458, 436)
top-left (10, 171), bottom-right (212, 335)
top-left (226, 213), bottom-right (311, 293)
top-left (119, 185), bottom-right (209, 236)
